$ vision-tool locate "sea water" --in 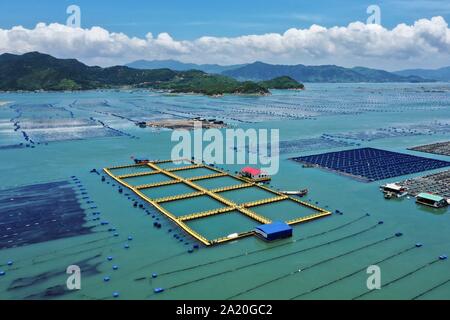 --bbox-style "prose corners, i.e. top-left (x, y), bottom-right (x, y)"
top-left (0, 83), bottom-right (449, 300)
